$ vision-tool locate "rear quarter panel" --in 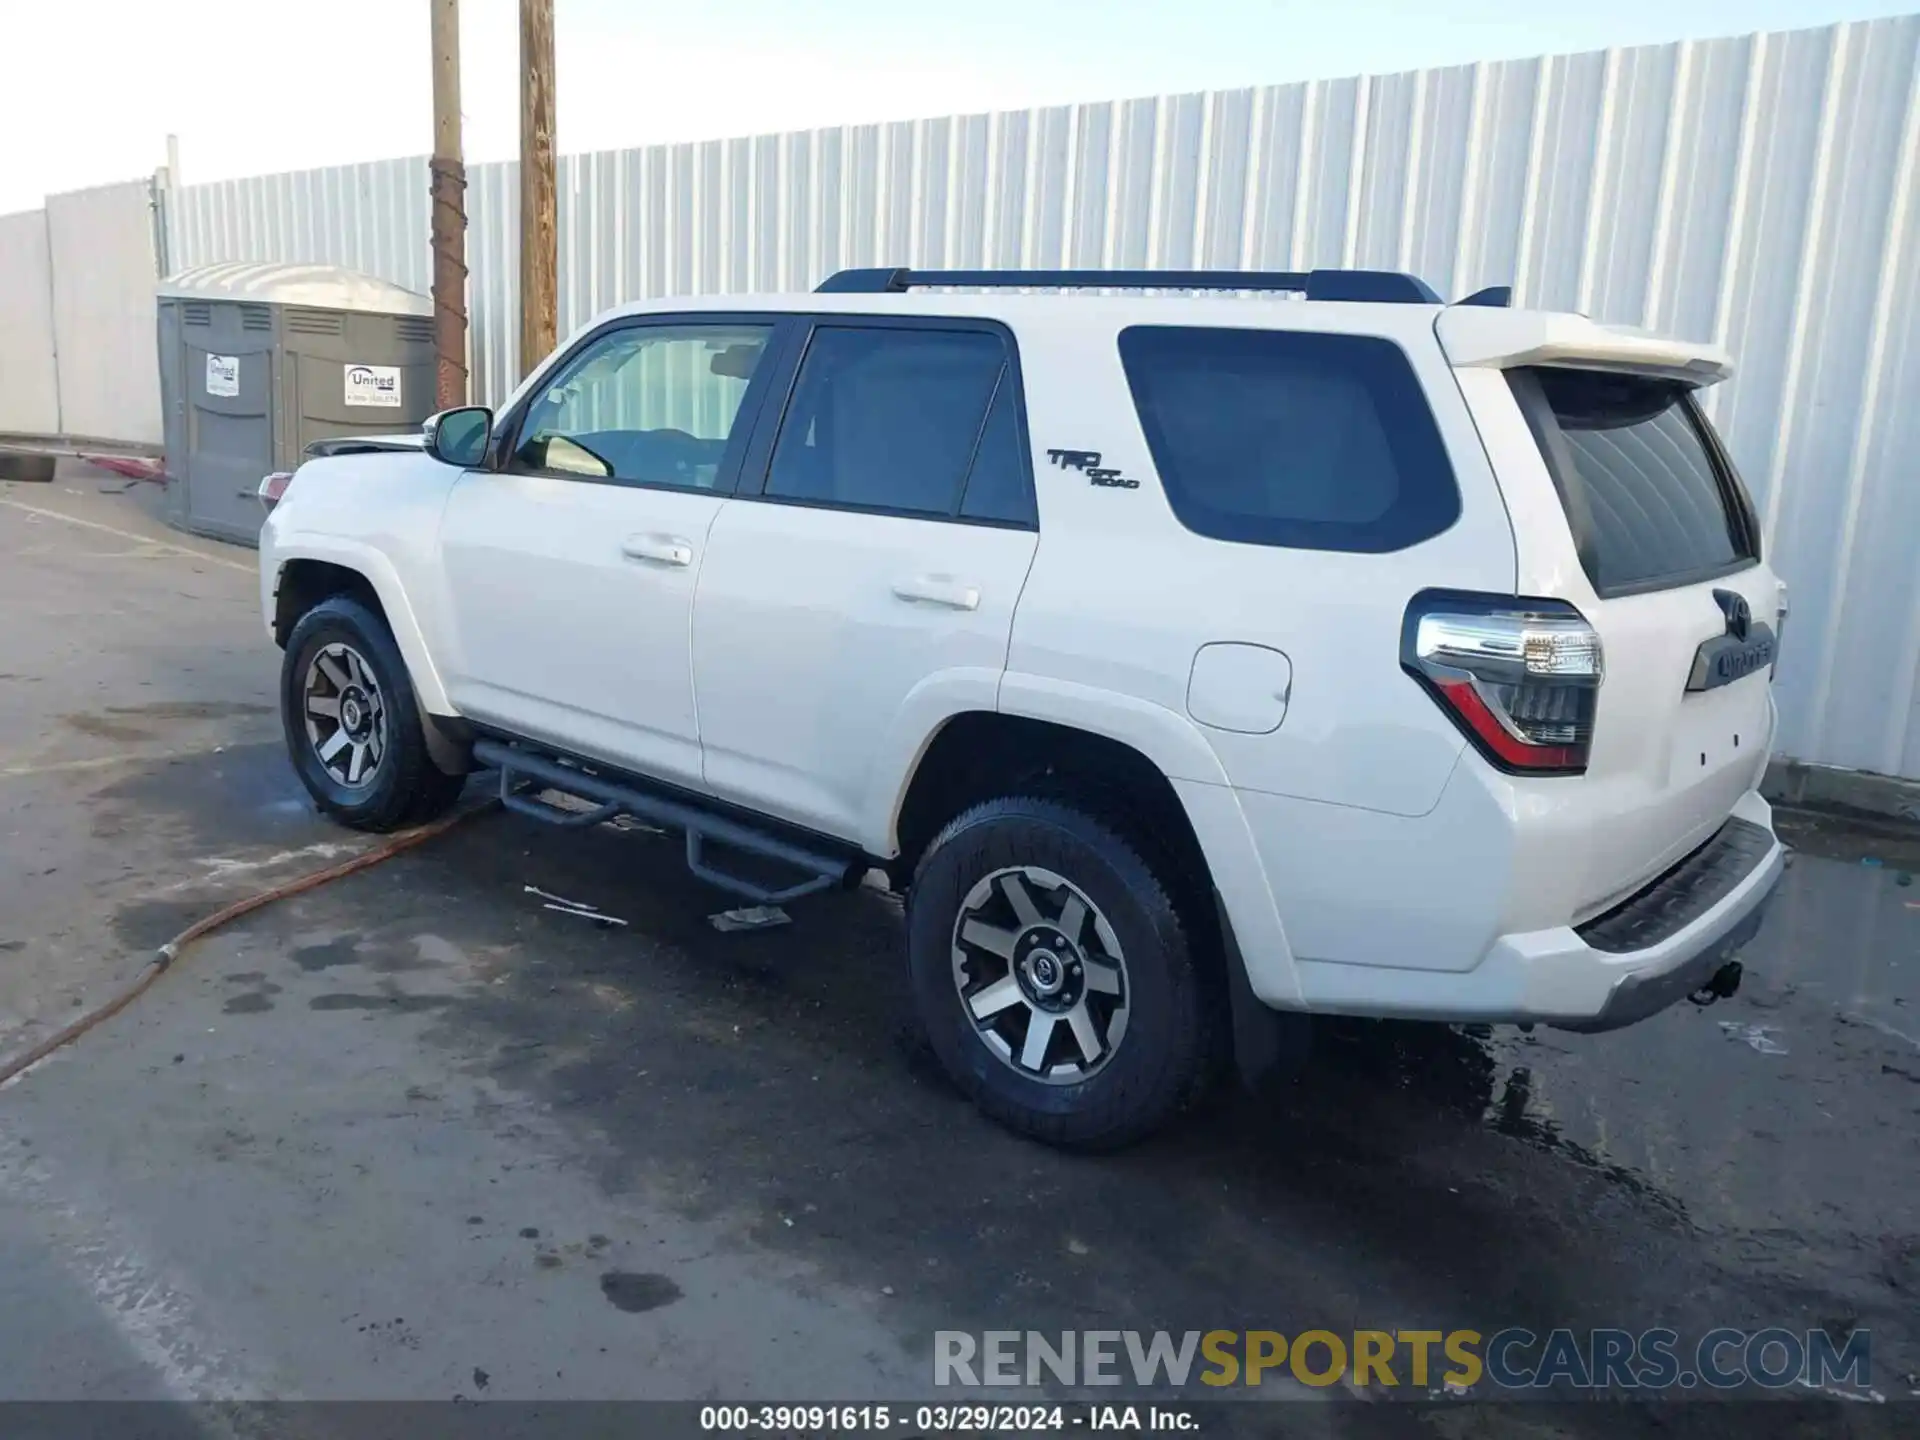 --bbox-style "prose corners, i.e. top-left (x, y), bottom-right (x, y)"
top-left (997, 301), bottom-right (1520, 996)
top-left (1002, 301), bottom-right (1517, 819)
